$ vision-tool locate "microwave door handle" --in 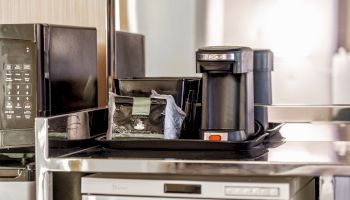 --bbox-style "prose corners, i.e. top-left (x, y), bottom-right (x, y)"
top-left (37, 75), bottom-right (50, 117)
top-left (38, 25), bottom-right (51, 117)
top-left (42, 76), bottom-right (51, 116)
